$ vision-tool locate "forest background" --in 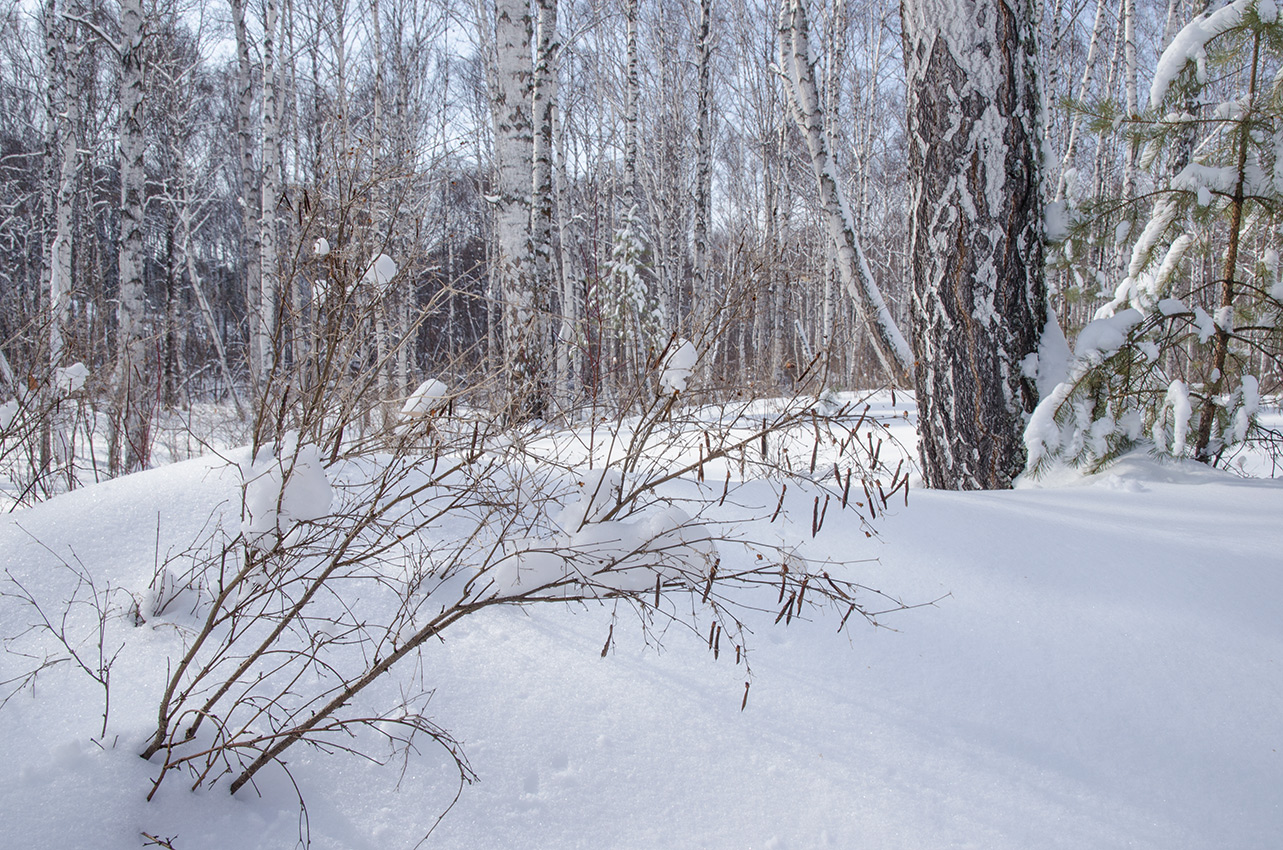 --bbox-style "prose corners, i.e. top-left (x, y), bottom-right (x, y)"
top-left (1, 0), bottom-right (1280, 499)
